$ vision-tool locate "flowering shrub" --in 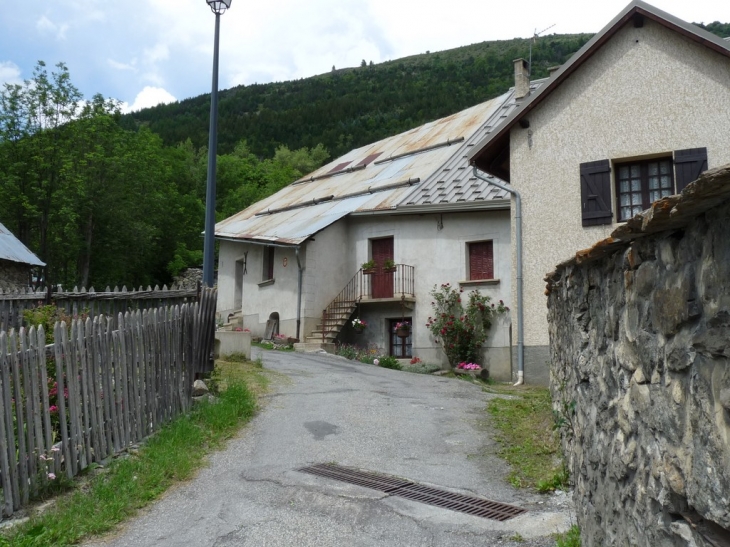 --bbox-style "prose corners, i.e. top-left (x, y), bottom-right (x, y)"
top-left (410, 356), bottom-right (422, 364)
top-left (457, 362), bottom-right (481, 370)
top-left (426, 283), bottom-right (509, 368)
